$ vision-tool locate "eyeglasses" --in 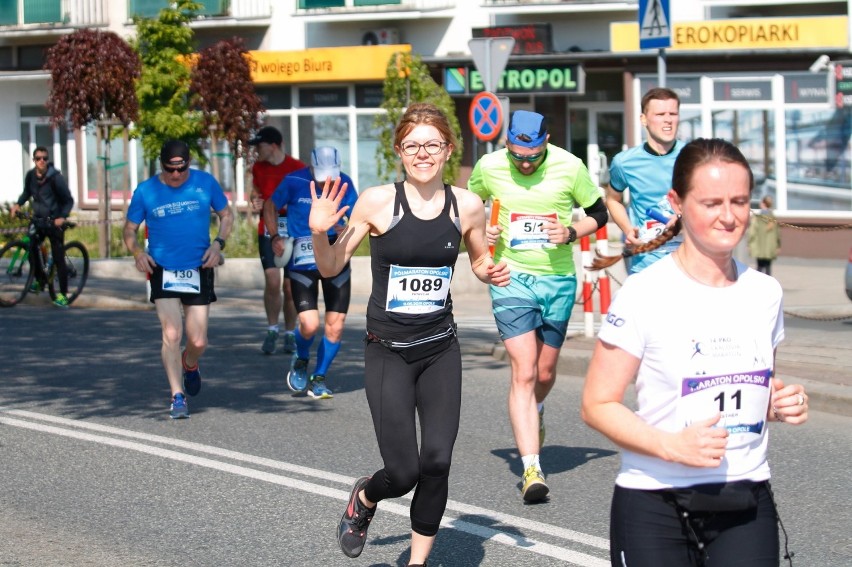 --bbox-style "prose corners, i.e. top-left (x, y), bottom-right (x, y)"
top-left (399, 140), bottom-right (448, 156)
top-left (162, 160), bottom-right (189, 173)
top-left (508, 149), bottom-right (545, 163)
top-left (33, 156), bottom-right (48, 162)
